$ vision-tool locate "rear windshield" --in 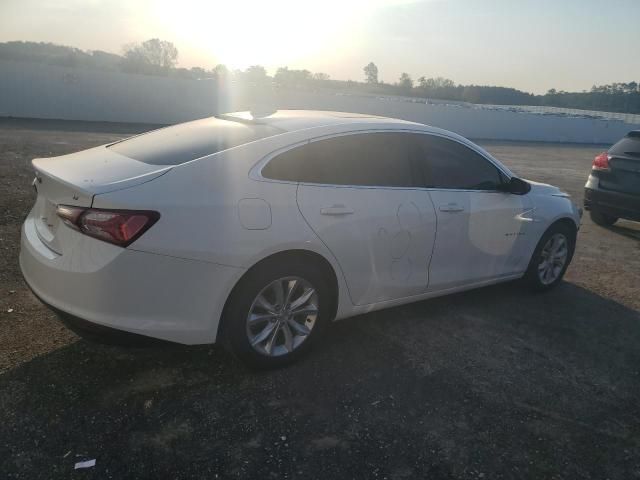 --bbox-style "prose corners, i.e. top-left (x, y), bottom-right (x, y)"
top-left (109, 117), bottom-right (283, 165)
top-left (609, 132), bottom-right (640, 157)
